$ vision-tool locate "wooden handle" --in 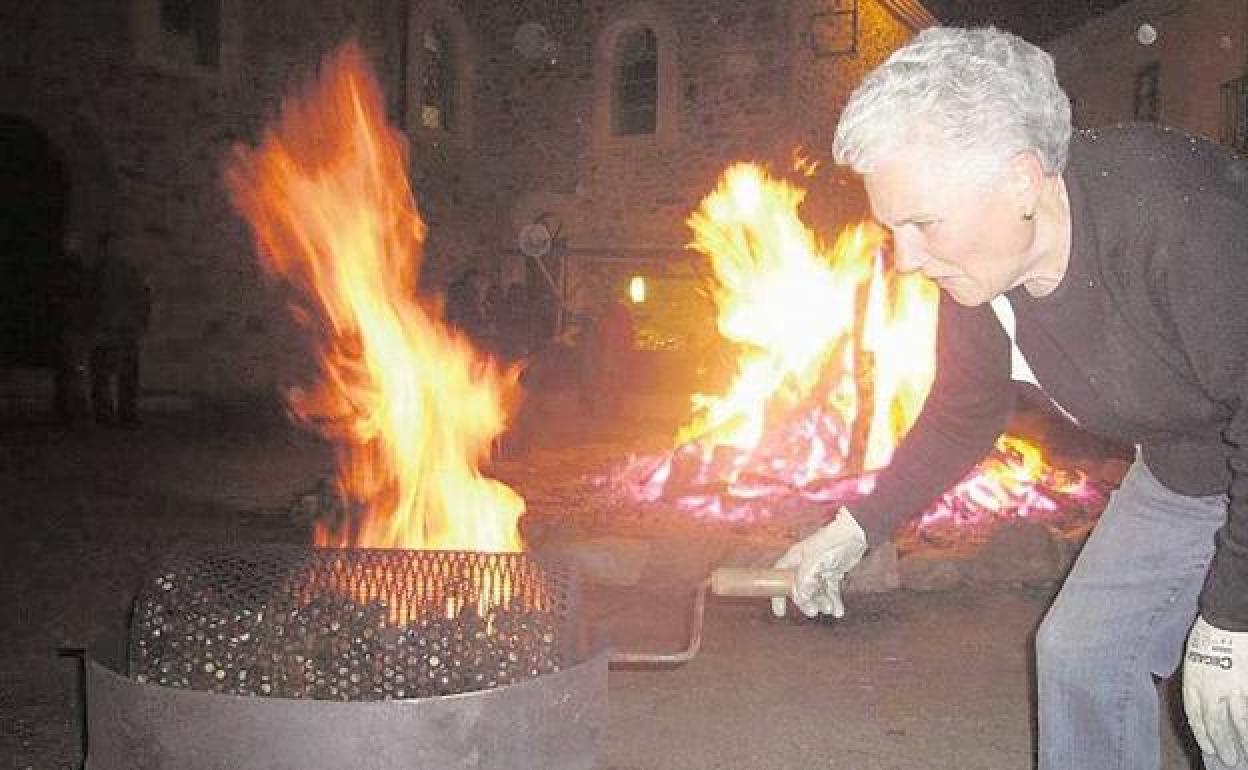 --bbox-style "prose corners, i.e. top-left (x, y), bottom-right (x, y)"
top-left (709, 567), bottom-right (794, 598)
